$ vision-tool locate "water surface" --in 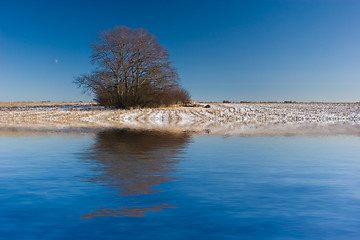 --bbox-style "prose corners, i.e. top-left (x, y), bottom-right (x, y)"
top-left (1, 130), bottom-right (360, 239)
